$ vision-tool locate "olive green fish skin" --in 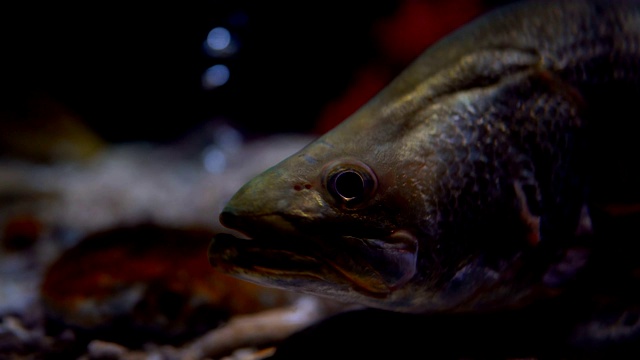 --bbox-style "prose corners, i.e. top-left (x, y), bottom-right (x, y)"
top-left (210, 0), bottom-right (640, 314)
